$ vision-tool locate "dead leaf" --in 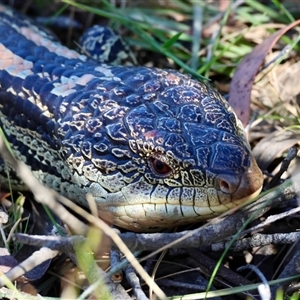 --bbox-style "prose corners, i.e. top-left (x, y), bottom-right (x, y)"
top-left (252, 130), bottom-right (299, 170)
top-left (229, 19), bottom-right (300, 127)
